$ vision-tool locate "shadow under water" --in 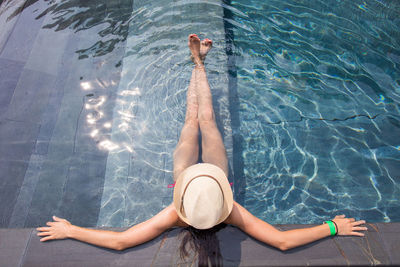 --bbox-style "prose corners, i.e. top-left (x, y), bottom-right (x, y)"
top-left (2, 0), bottom-right (132, 58)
